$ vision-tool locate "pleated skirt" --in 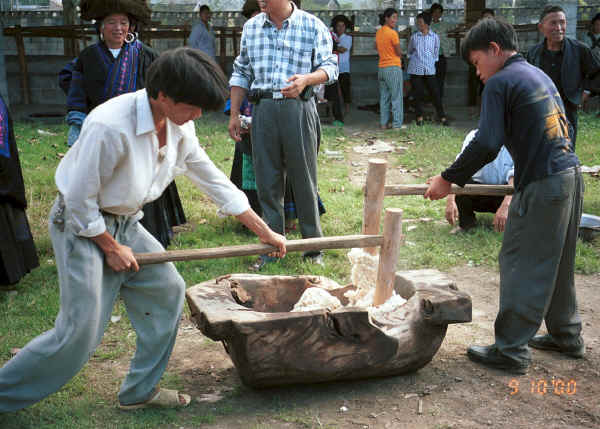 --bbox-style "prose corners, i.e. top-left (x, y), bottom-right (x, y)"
top-left (140, 181), bottom-right (187, 249)
top-left (0, 201), bottom-right (39, 286)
